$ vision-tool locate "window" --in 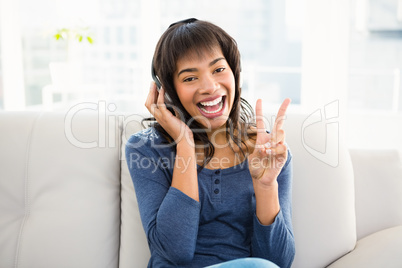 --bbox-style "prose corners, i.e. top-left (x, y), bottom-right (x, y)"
top-left (0, 0), bottom-right (303, 111)
top-left (1, 0), bottom-right (303, 111)
top-left (349, 0), bottom-right (402, 113)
